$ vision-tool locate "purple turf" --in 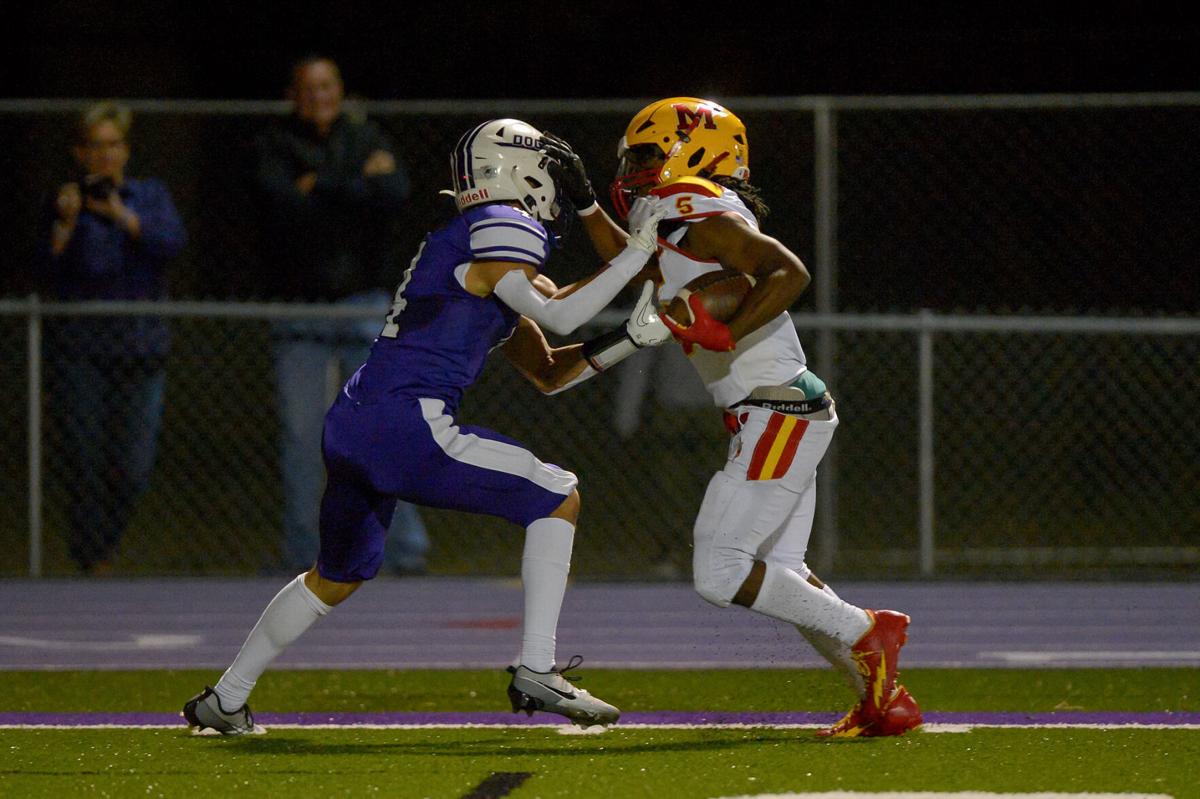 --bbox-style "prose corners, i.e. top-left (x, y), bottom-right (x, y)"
top-left (2, 579), bottom-right (1198, 671)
